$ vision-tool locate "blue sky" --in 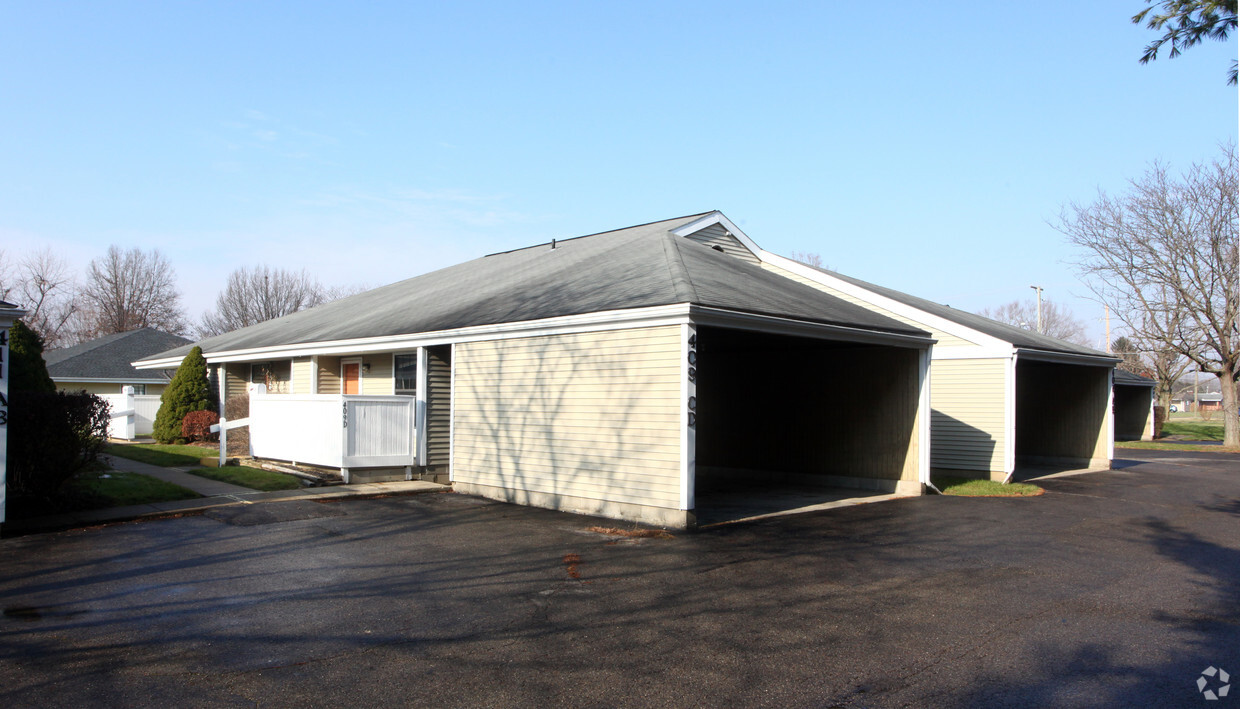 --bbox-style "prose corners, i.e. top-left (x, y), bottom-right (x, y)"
top-left (1, 1), bottom-right (1235, 345)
